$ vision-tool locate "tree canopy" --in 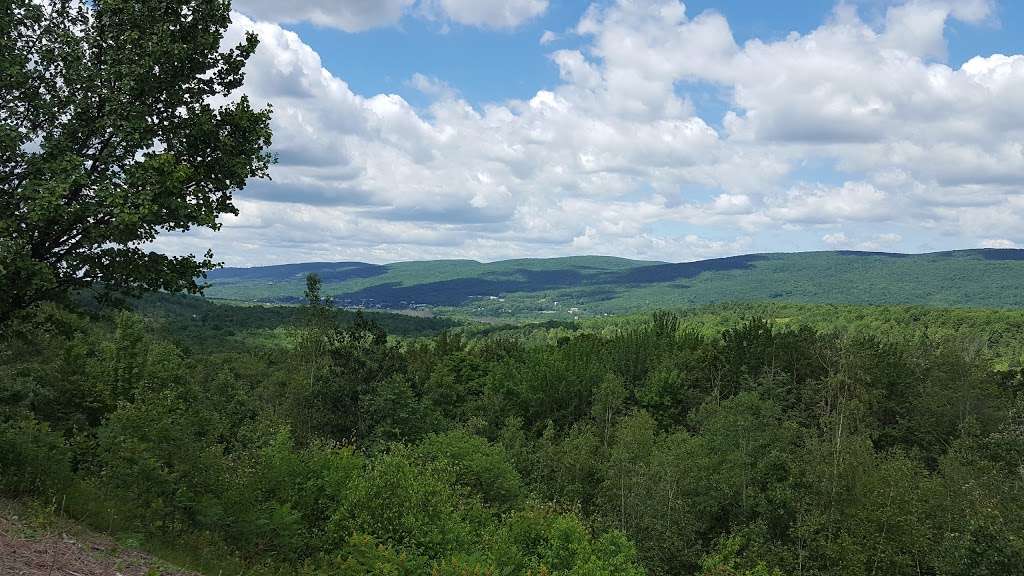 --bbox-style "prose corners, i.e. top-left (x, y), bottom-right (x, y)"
top-left (4, 297), bottom-right (1024, 575)
top-left (0, 0), bottom-right (273, 325)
